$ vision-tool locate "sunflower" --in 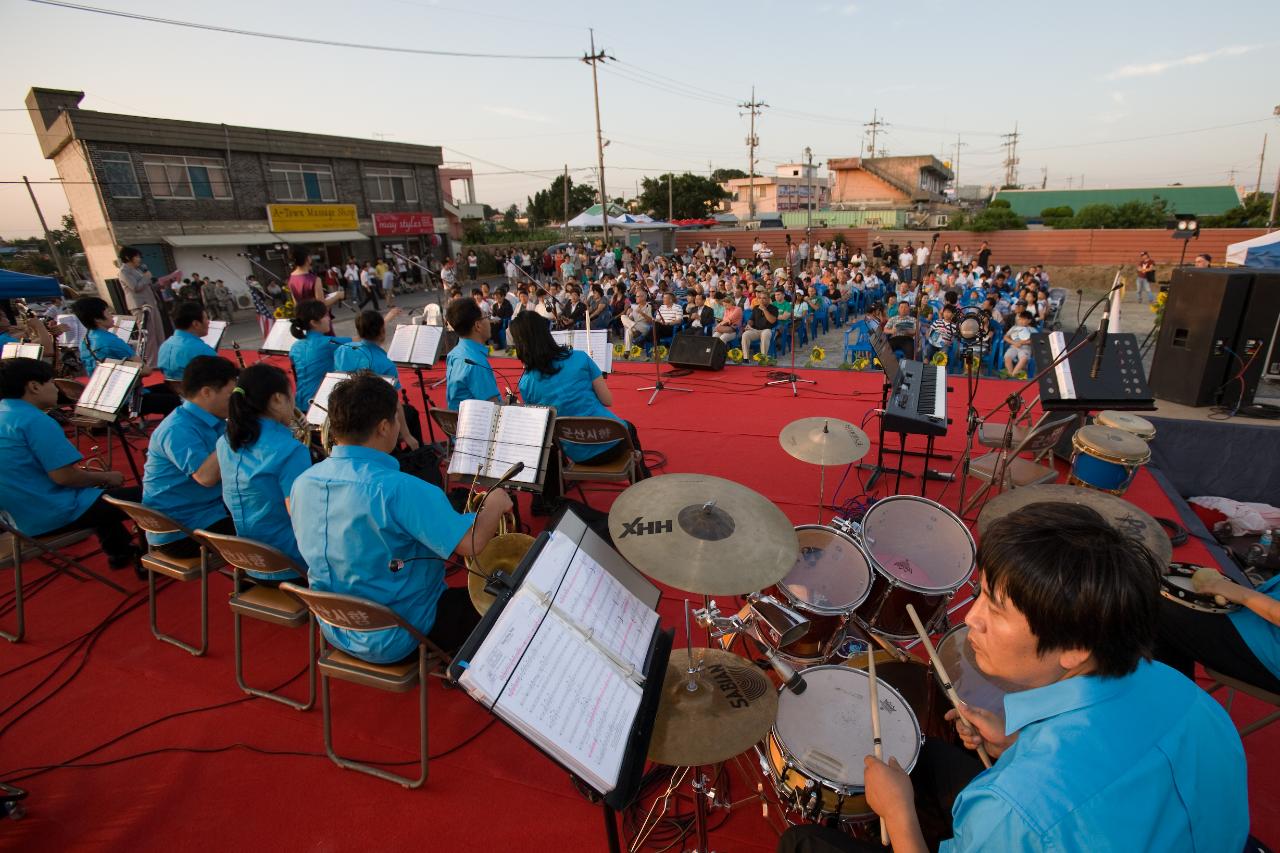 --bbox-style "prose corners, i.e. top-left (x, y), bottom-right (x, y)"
top-left (852, 356), bottom-right (870, 371)
top-left (727, 347), bottom-right (744, 363)
top-left (808, 345), bottom-right (825, 363)
top-left (931, 350), bottom-right (948, 366)
top-left (655, 345), bottom-right (668, 360)
top-left (629, 344), bottom-right (644, 359)
top-left (613, 342), bottom-right (624, 357)
top-left (506, 347), bottom-right (518, 358)
top-left (752, 352), bottom-right (765, 363)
